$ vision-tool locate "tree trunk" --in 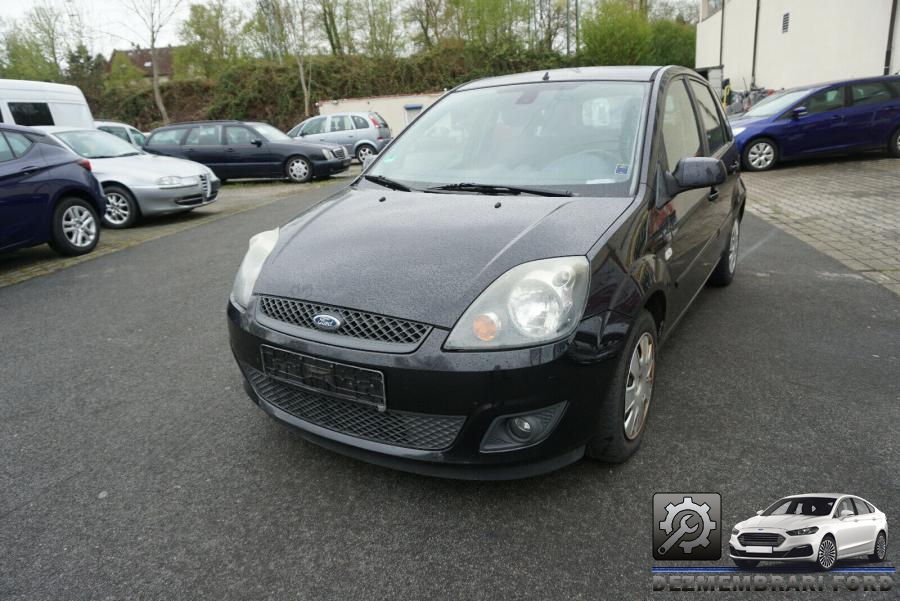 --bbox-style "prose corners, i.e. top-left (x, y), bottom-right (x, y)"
top-left (295, 54), bottom-right (311, 117)
top-left (150, 46), bottom-right (170, 124)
